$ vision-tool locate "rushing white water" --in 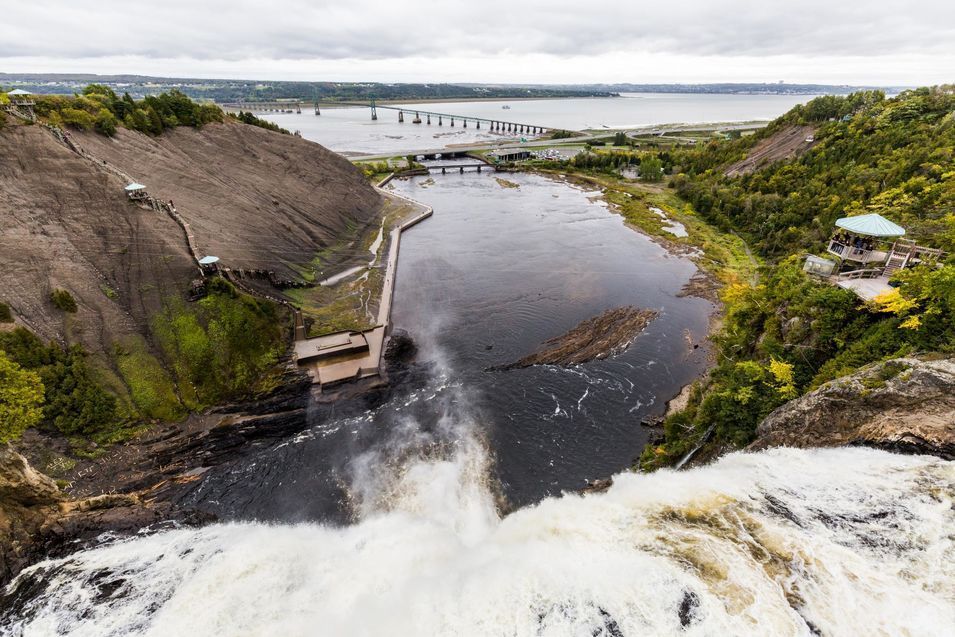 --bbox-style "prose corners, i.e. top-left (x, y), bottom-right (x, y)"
top-left (4, 436), bottom-right (953, 636)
